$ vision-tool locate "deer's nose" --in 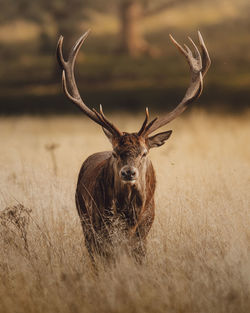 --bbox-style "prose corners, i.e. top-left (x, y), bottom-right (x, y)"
top-left (120, 166), bottom-right (138, 181)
